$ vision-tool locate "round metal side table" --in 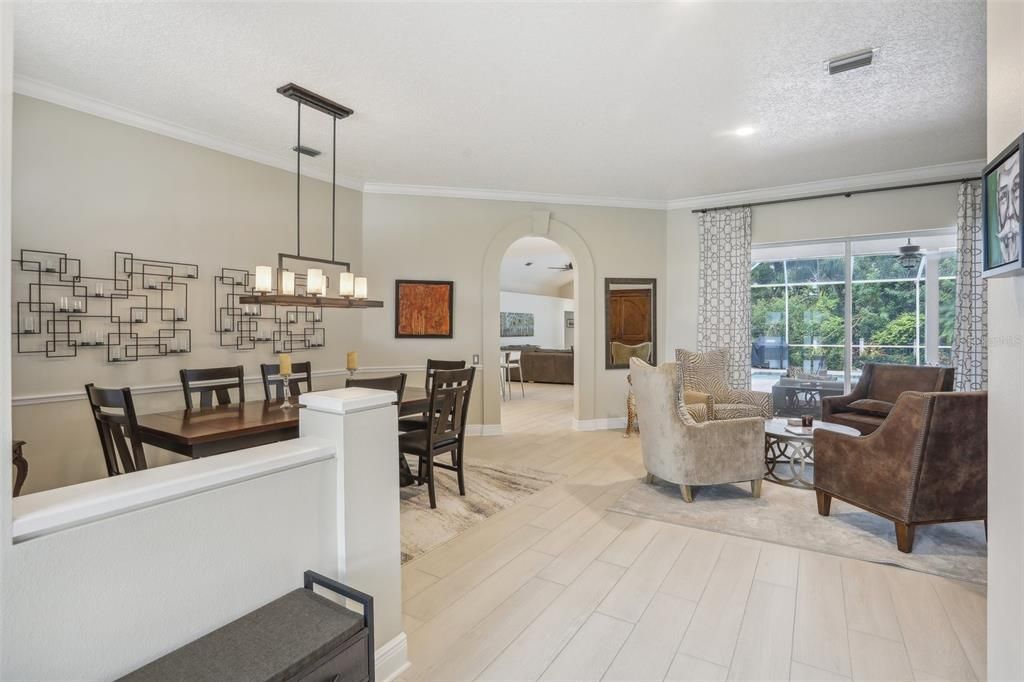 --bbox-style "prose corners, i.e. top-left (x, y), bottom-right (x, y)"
top-left (763, 419), bottom-right (860, 489)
